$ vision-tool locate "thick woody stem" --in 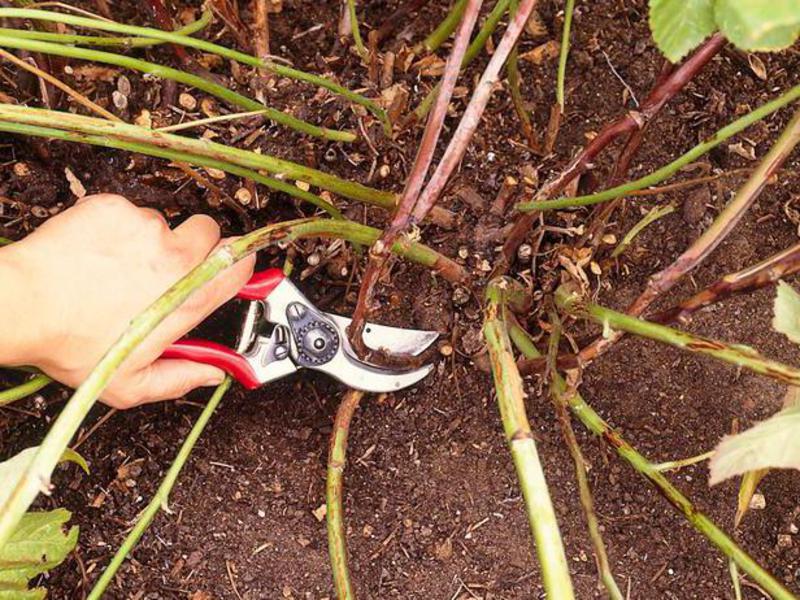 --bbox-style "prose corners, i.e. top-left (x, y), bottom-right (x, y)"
top-left (506, 318), bottom-right (796, 600)
top-left (484, 280), bottom-right (575, 599)
top-left (557, 288), bottom-right (800, 388)
top-left (411, 0), bottom-right (538, 223)
top-left (347, 0), bottom-right (483, 355)
top-left (650, 241), bottom-right (800, 325)
top-left (500, 34), bottom-right (726, 270)
top-left (628, 107), bottom-right (800, 316)
top-left (518, 240), bottom-right (800, 376)
top-left (326, 390), bottom-right (365, 600)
